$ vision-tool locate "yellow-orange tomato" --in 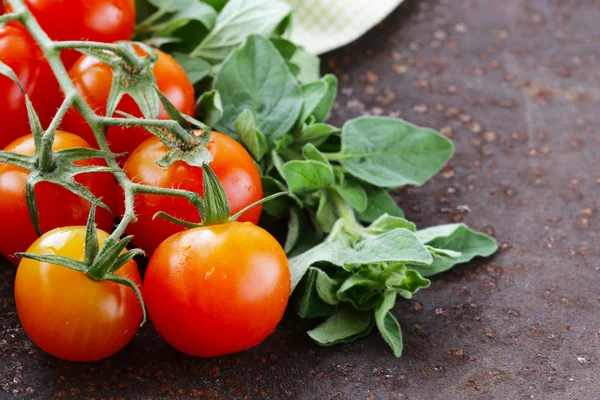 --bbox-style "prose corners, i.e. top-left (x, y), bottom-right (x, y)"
top-left (144, 222), bottom-right (290, 357)
top-left (14, 227), bottom-right (143, 362)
